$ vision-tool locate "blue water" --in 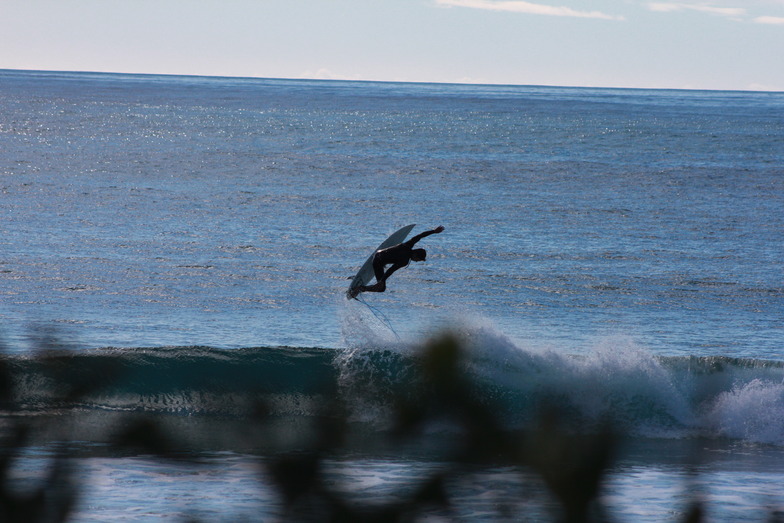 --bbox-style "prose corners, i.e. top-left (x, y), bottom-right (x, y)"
top-left (1, 69), bottom-right (783, 521)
